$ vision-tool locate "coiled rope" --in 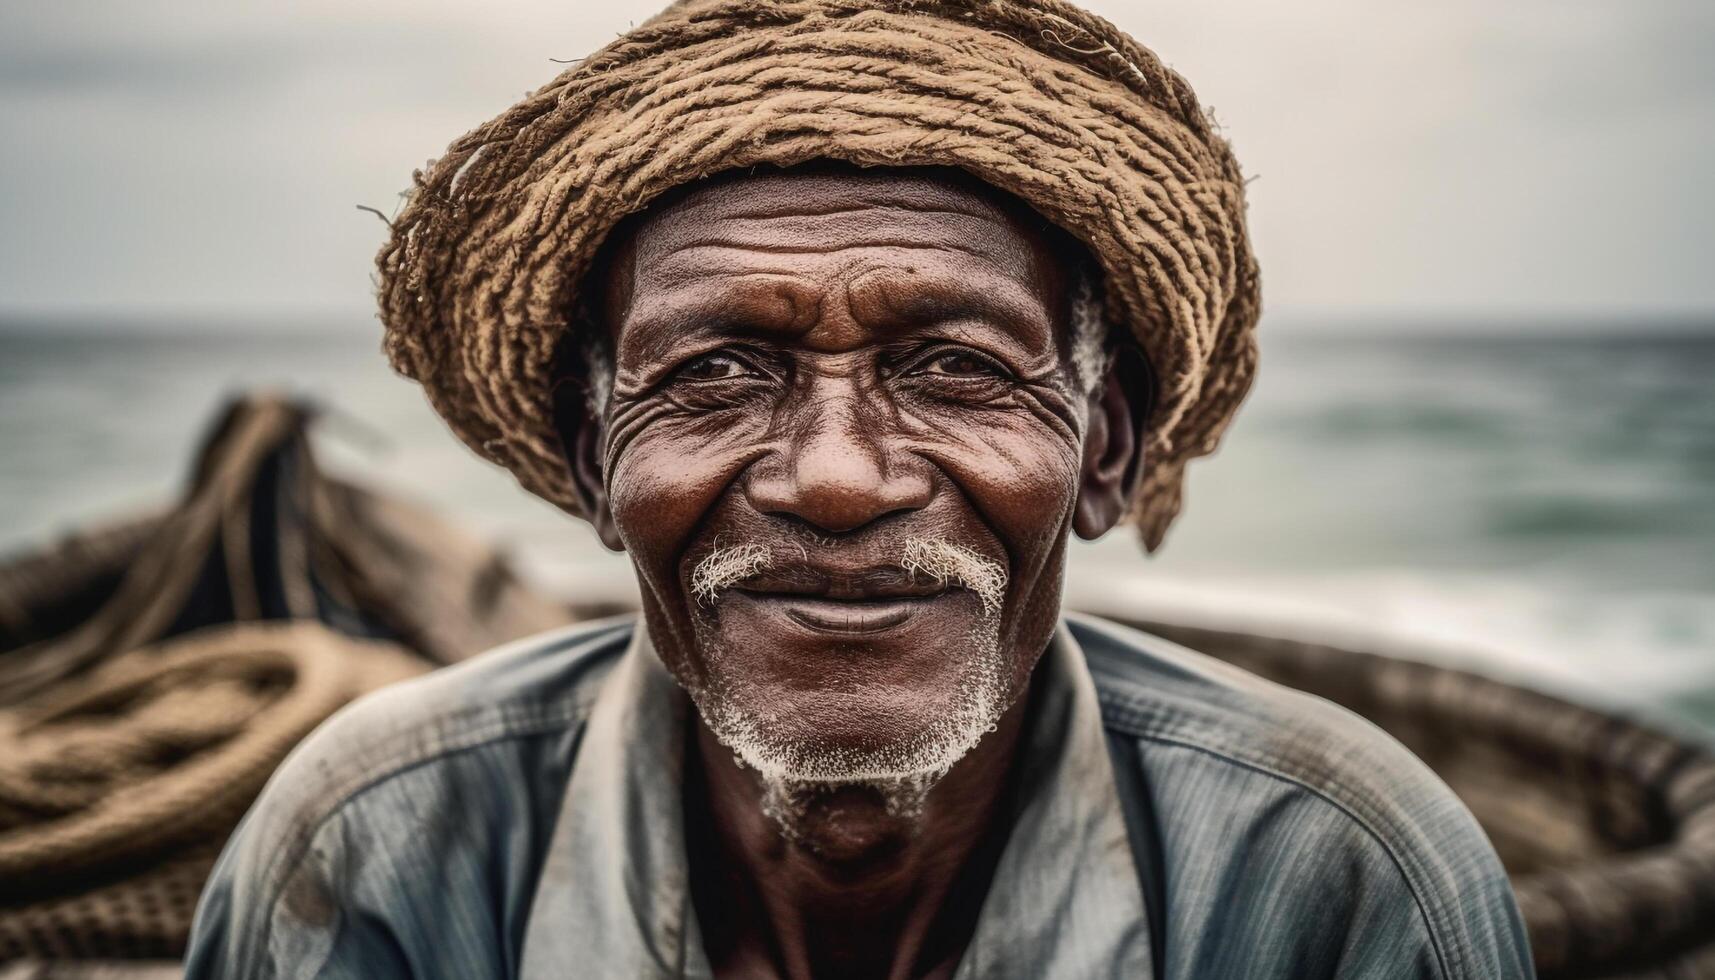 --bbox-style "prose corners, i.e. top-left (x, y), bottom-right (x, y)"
top-left (0, 622), bottom-right (424, 960)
